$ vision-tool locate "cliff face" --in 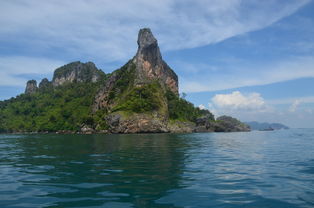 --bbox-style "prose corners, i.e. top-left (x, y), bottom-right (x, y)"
top-left (24, 61), bottom-right (104, 93)
top-left (94, 28), bottom-right (178, 112)
top-left (52, 61), bottom-right (104, 87)
top-left (39, 78), bottom-right (50, 89)
top-left (2, 28), bottom-right (250, 134)
top-left (134, 28), bottom-right (178, 95)
top-left (92, 28), bottom-right (179, 133)
top-left (25, 80), bottom-right (38, 94)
